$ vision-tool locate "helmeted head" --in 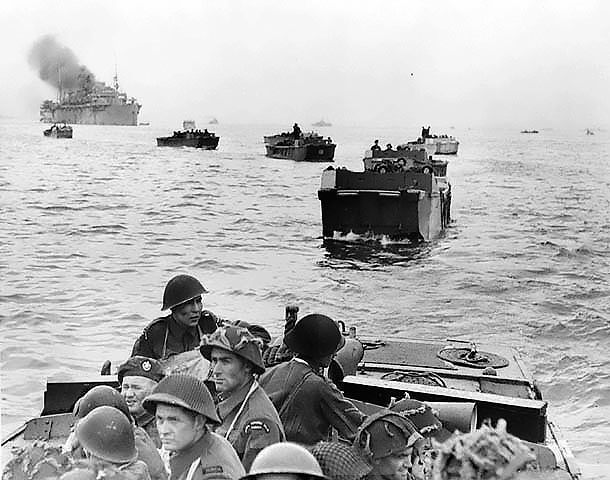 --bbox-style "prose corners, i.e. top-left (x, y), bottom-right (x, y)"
top-left (353, 410), bottom-right (423, 480)
top-left (118, 356), bottom-right (164, 417)
top-left (73, 385), bottom-right (131, 422)
top-left (310, 441), bottom-right (372, 480)
top-left (75, 406), bottom-right (137, 464)
top-left (143, 374), bottom-right (220, 453)
top-left (241, 442), bottom-right (328, 480)
top-left (233, 320), bottom-right (272, 346)
top-left (389, 397), bottom-right (446, 440)
top-left (284, 314), bottom-right (345, 361)
top-left (142, 373), bottom-right (219, 423)
top-left (161, 274), bottom-right (207, 311)
top-left (200, 326), bottom-right (266, 374)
